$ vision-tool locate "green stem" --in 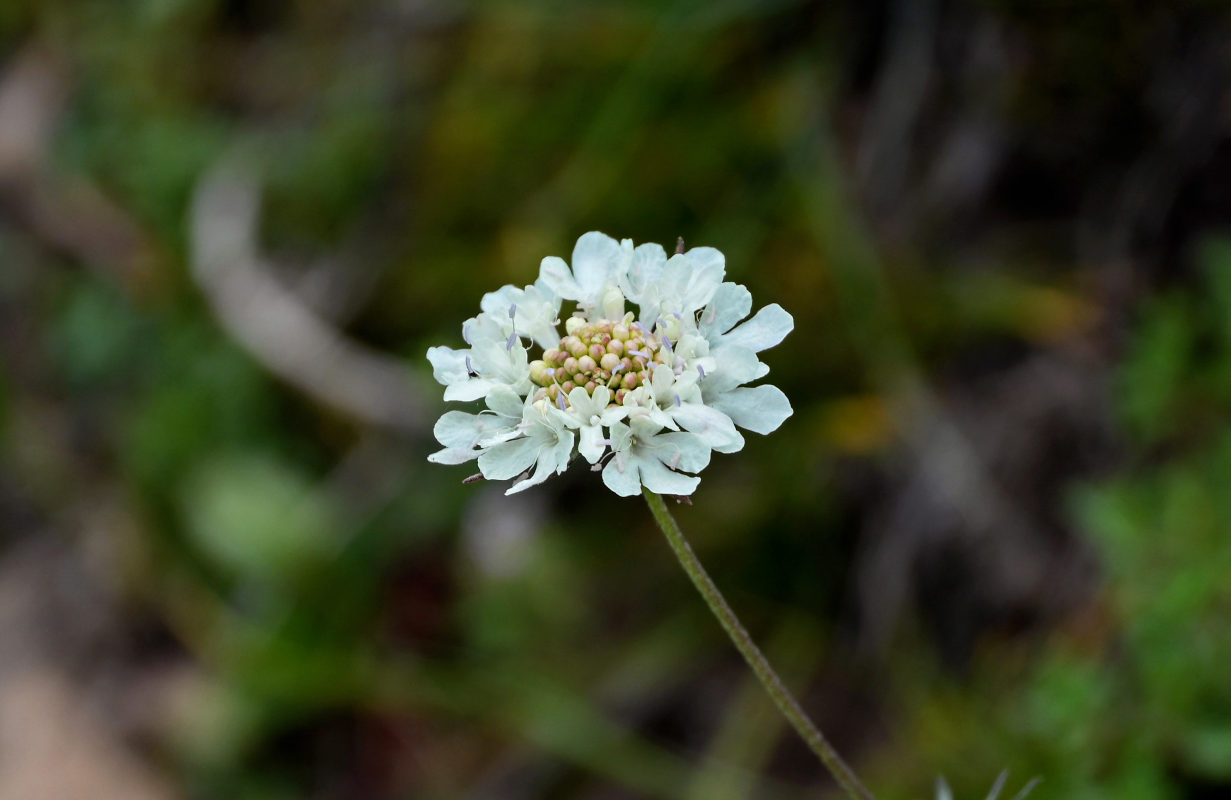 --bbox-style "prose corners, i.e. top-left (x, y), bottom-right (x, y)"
top-left (643, 489), bottom-right (877, 800)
